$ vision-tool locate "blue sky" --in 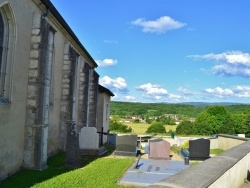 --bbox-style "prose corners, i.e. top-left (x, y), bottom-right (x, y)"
top-left (51, 0), bottom-right (250, 104)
